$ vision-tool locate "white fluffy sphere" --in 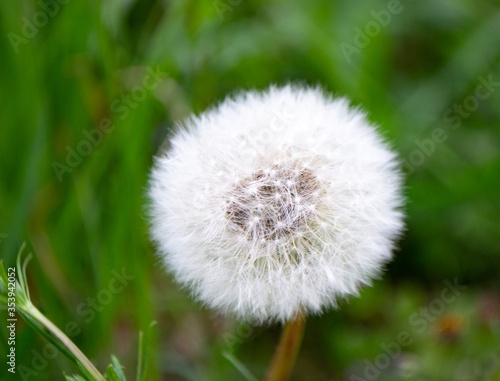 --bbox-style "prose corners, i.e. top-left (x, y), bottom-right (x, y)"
top-left (148, 85), bottom-right (404, 323)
